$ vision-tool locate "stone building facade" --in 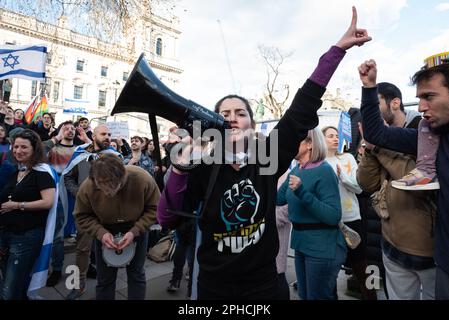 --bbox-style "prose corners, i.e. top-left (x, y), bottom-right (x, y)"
top-left (0, 7), bottom-right (181, 139)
